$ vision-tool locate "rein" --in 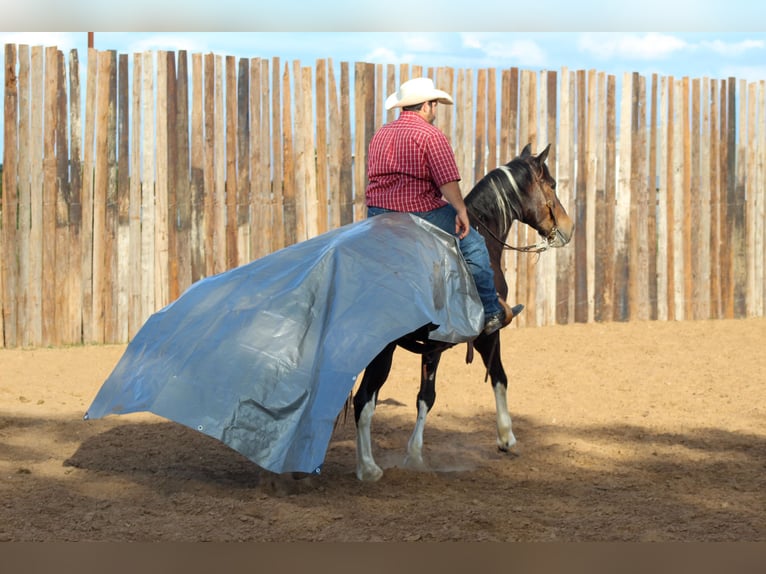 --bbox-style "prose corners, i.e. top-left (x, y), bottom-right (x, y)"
top-left (467, 165), bottom-right (557, 254)
top-left (471, 216), bottom-right (553, 254)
